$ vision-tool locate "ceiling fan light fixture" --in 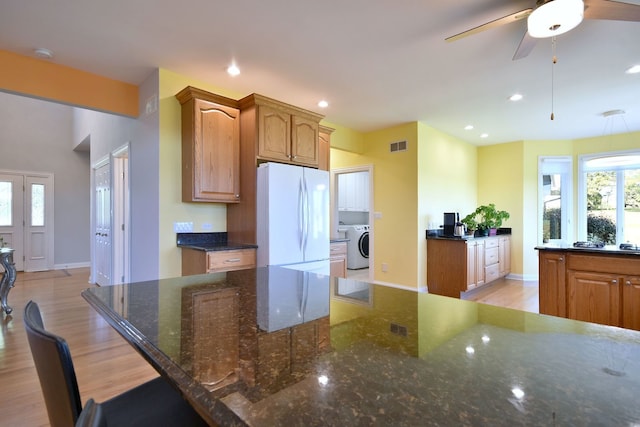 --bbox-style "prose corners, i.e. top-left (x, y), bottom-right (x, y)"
top-left (528, 0), bottom-right (584, 39)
